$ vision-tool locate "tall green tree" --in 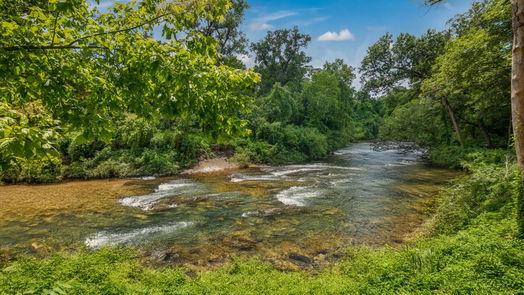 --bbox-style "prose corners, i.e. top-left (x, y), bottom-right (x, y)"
top-left (250, 26), bottom-right (312, 95)
top-left (359, 30), bottom-right (449, 95)
top-left (301, 61), bottom-right (357, 147)
top-left (192, 0), bottom-right (249, 68)
top-left (427, 0), bottom-right (523, 235)
top-left (422, 0), bottom-right (511, 148)
top-left (511, 0), bottom-right (524, 236)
